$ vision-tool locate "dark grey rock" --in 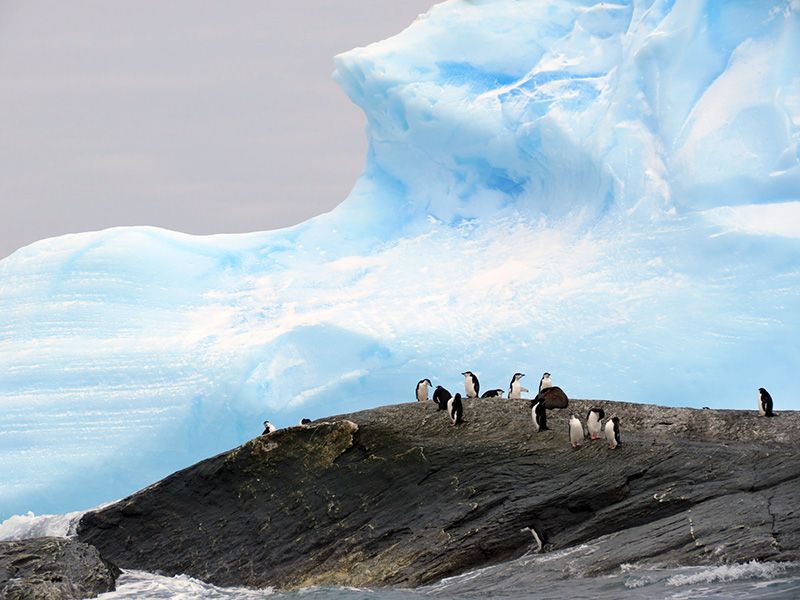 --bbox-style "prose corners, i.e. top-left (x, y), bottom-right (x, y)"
top-left (77, 400), bottom-right (800, 590)
top-left (0, 537), bottom-right (120, 600)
